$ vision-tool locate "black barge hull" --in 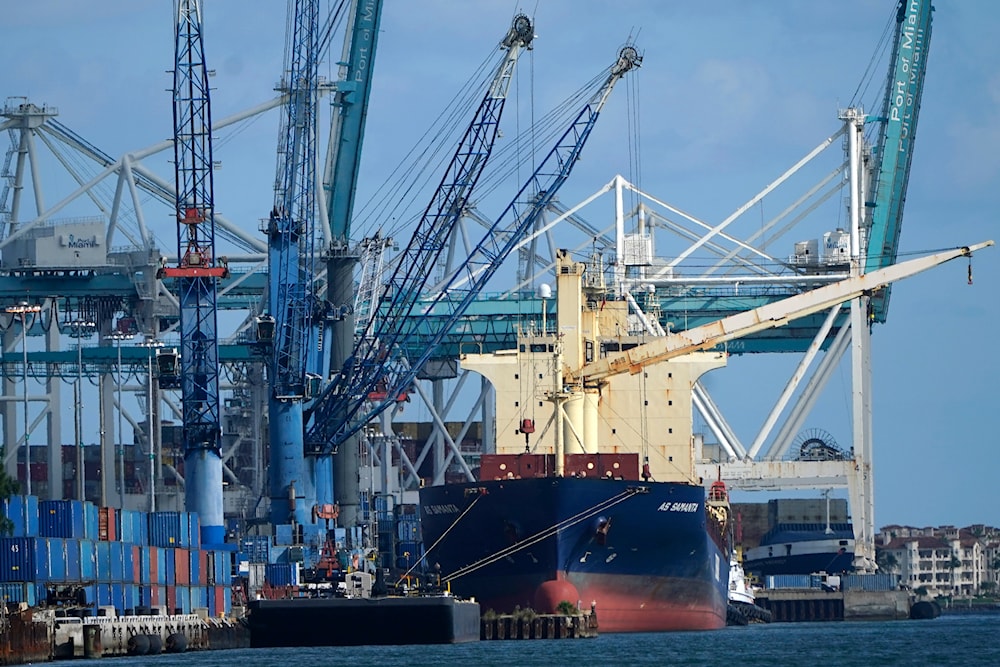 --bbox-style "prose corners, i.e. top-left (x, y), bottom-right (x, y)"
top-left (248, 596), bottom-right (481, 646)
